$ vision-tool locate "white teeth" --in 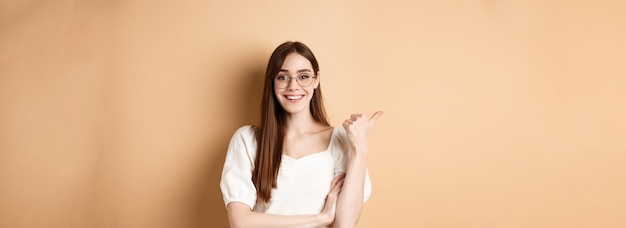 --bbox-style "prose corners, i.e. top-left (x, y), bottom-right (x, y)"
top-left (287, 95), bottom-right (303, 100)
